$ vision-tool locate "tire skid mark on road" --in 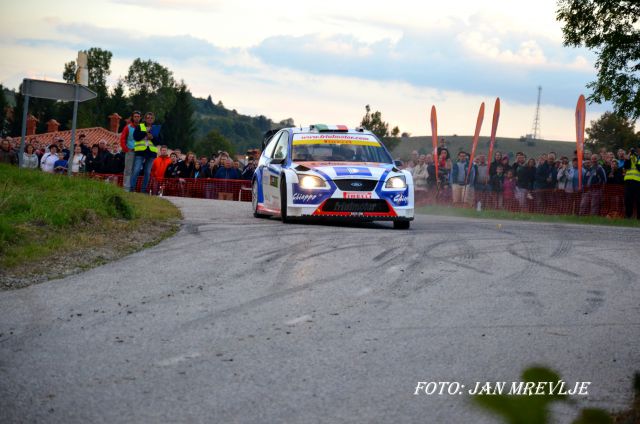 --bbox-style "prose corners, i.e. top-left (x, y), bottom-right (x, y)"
top-left (507, 247), bottom-right (580, 278)
top-left (516, 290), bottom-right (545, 312)
top-left (297, 242), bottom-right (381, 261)
top-left (178, 271), bottom-right (362, 329)
top-left (582, 254), bottom-right (634, 288)
top-left (549, 239), bottom-right (573, 259)
top-left (423, 237), bottom-right (494, 276)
